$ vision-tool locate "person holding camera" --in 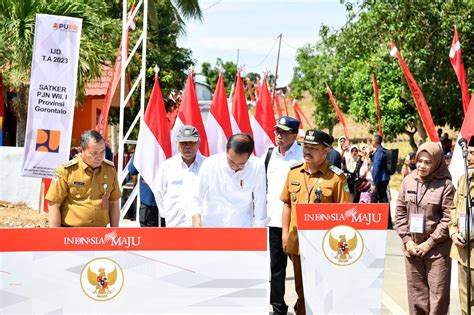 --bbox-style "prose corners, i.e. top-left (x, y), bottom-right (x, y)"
top-left (401, 152), bottom-right (417, 178)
